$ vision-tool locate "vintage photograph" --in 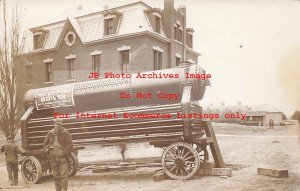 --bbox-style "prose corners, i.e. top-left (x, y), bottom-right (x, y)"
top-left (0, 0), bottom-right (300, 190)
